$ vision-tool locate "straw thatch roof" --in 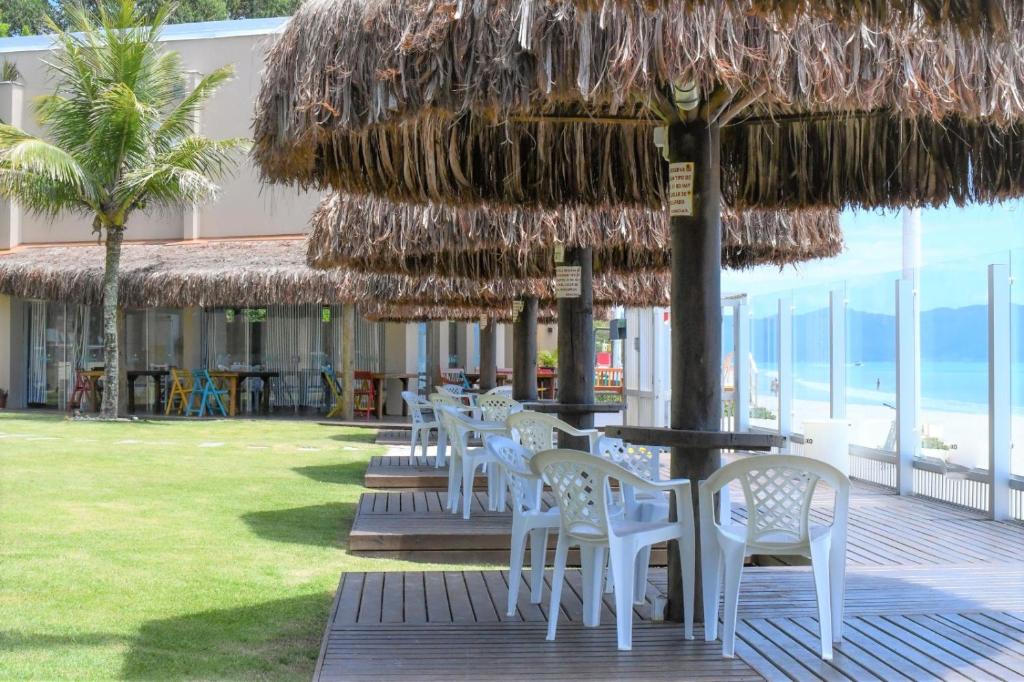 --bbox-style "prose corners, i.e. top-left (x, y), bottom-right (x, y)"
top-left (253, 0), bottom-right (1024, 209)
top-left (0, 240), bottom-right (351, 308)
top-left (578, 1), bottom-right (1013, 36)
top-left (308, 195), bottom-right (842, 278)
top-left (0, 239), bottom-right (668, 310)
